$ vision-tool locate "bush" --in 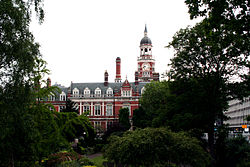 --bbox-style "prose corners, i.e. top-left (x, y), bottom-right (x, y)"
top-left (78, 157), bottom-right (95, 166)
top-left (104, 128), bottom-right (210, 167)
top-left (45, 151), bottom-right (82, 166)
